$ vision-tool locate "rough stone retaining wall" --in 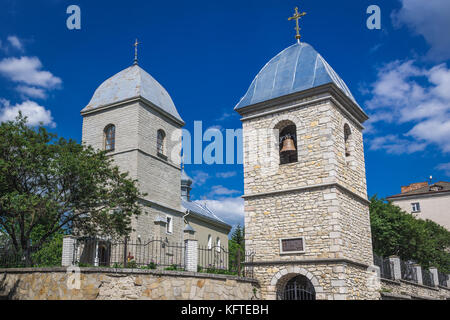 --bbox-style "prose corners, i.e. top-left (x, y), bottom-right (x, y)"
top-left (380, 278), bottom-right (450, 300)
top-left (0, 268), bottom-right (260, 300)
